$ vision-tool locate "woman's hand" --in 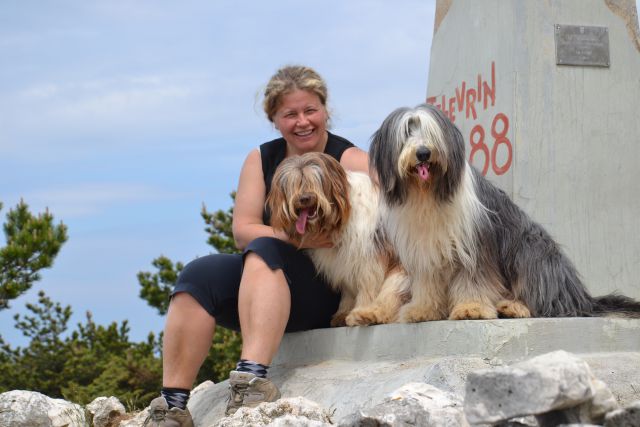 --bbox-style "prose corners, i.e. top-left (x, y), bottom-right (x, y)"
top-left (283, 231), bottom-right (334, 249)
top-left (299, 232), bottom-right (334, 249)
